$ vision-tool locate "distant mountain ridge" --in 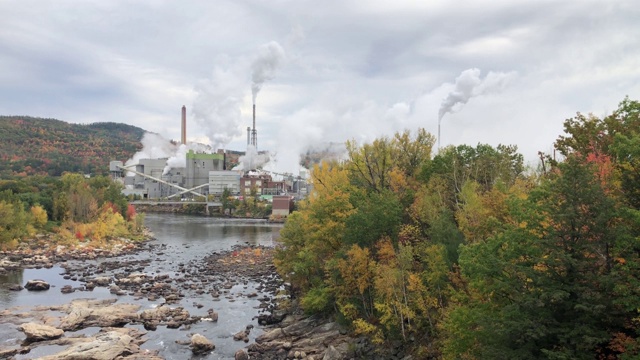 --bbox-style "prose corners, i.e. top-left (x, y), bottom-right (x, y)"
top-left (0, 116), bottom-right (146, 177)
